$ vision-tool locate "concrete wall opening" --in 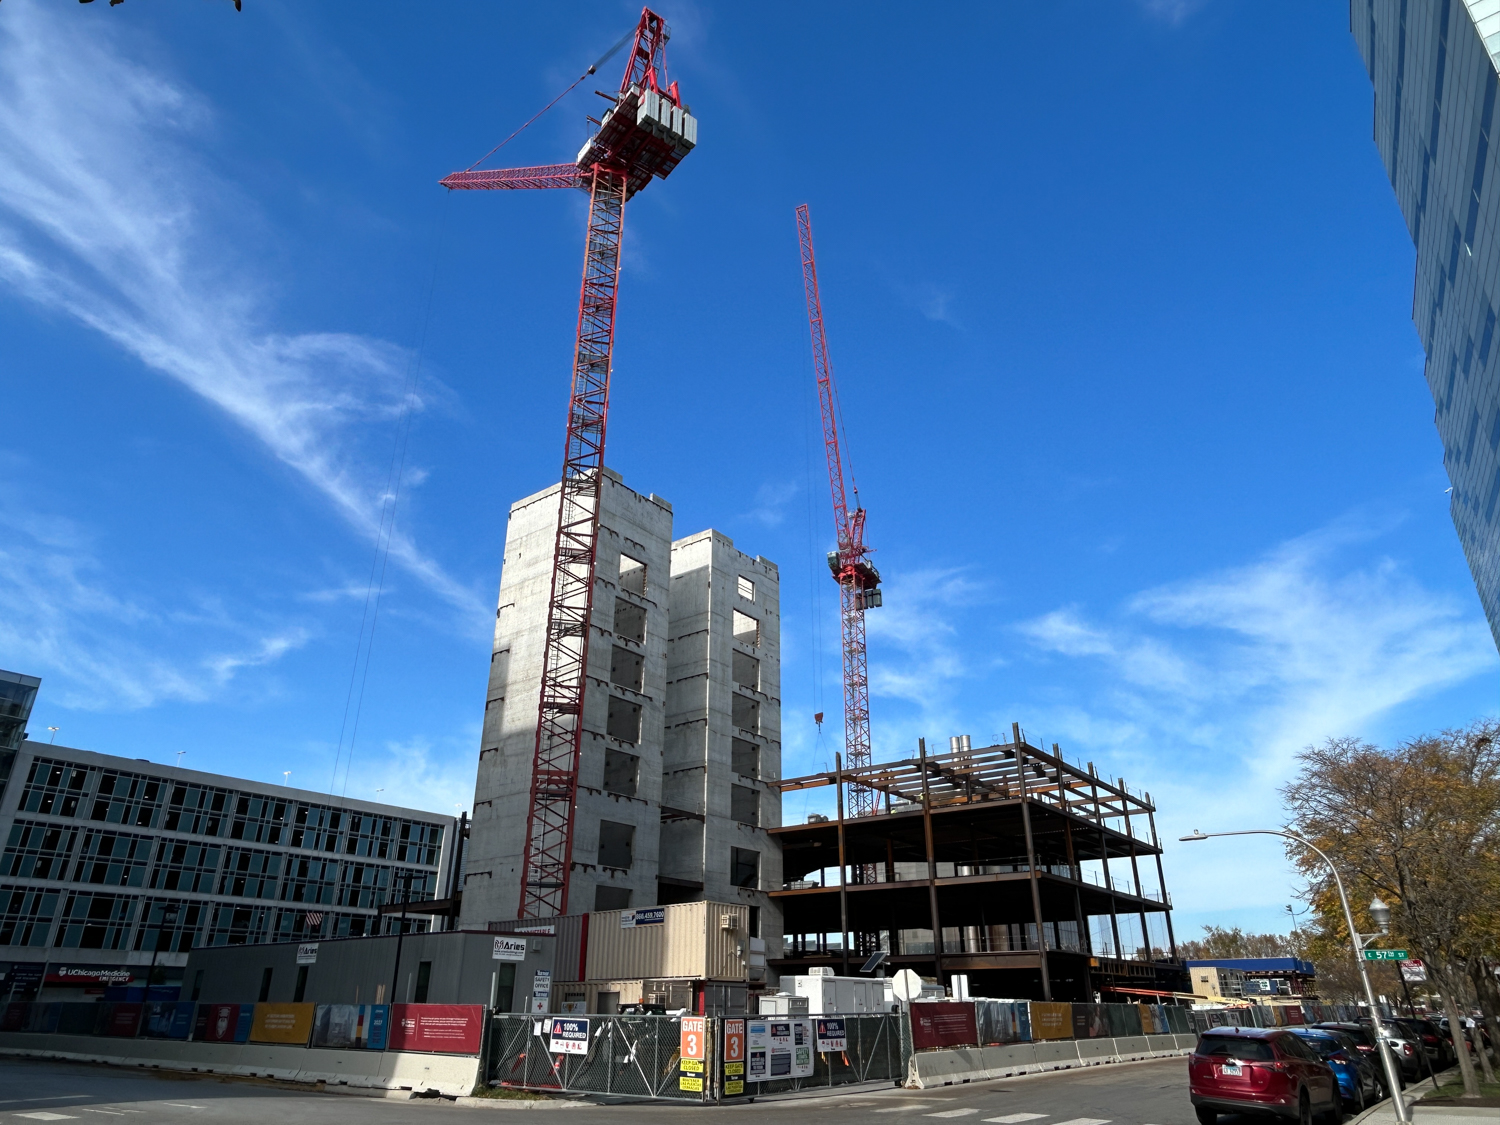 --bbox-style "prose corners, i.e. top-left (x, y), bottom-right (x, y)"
top-left (606, 696), bottom-right (642, 744)
top-left (732, 610), bottom-right (759, 647)
top-left (730, 784), bottom-right (759, 826)
top-left (603, 748), bottom-right (639, 797)
top-left (613, 598), bottom-right (646, 643)
top-left (610, 645), bottom-right (644, 692)
top-left (737, 575), bottom-right (755, 602)
top-left (732, 650), bottom-right (759, 692)
top-left (619, 554), bottom-right (647, 596)
top-left (731, 694), bottom-right (759, 734)
top-left (730, 847), bottom-right (759, 889)
top-left (594, 884), bottom-right (631, 911)
top-left (597, 821), bottom-right (635, 869)
top-left (731, 738), bottom-right (759, 778)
